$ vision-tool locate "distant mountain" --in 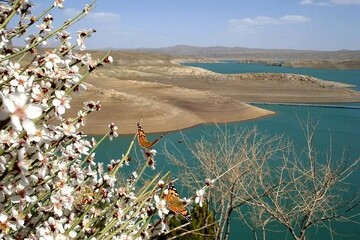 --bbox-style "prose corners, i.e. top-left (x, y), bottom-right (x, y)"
top-left (128, 45), bottom-right (360, 61)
